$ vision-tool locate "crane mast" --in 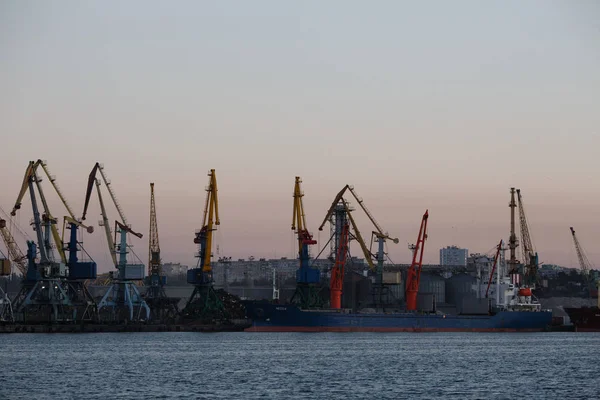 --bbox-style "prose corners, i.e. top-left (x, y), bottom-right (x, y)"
top-left (507, 188), bottom-right (520, 278)
top-left (405, 210), bottom-right (429, 311)
top-left (330, 222), bottom-right (350, 309)
top-left (183, 169), bottom-right (226, 321)
top-left (289, 177), bottom-right (322, 309)
top-left (148, 183), bottom-right (160, 277)
top-left (144, 183), bottom-right (178, 322)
